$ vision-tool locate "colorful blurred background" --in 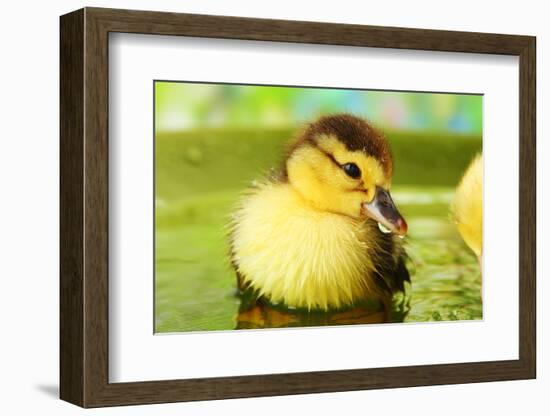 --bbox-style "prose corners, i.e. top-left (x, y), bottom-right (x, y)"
top-left (155, 82), bottom-right (482, 135)
top-left (155, 81), bottom-right (483, 332)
